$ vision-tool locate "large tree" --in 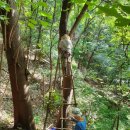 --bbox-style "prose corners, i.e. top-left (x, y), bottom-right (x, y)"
top-left (56, 0), bottom-right (90, 129)
top-left (0, 1), bottom-right (36, 130)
